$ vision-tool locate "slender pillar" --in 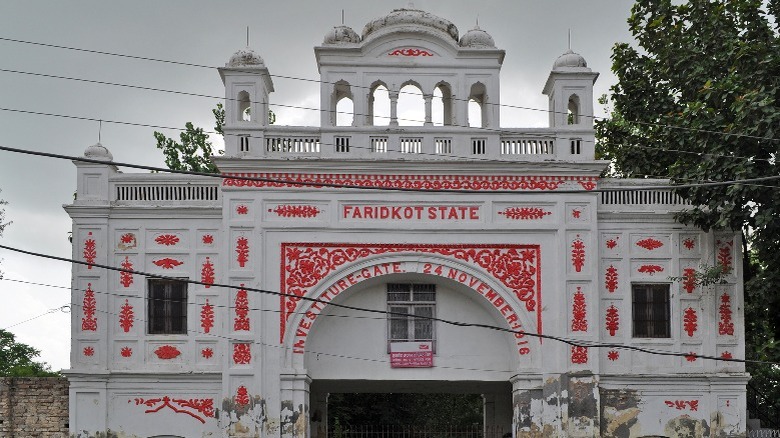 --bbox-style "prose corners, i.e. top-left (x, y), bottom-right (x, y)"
top-left (389, 90), bottom-right (399, 126)
top-left (423, 94), bottom-right (433, 126)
